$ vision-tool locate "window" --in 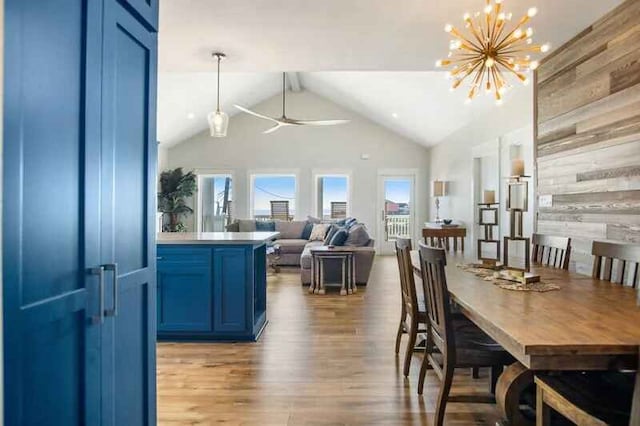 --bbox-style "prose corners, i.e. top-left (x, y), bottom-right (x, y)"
top-left (315, 175), bottom-right (349, 220)
top-left (251, 174), bottom-right (296, 220)
top-left (197, 174), bottom-right (233, 232)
